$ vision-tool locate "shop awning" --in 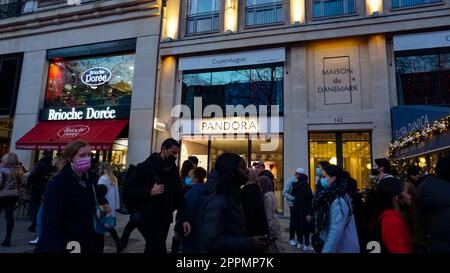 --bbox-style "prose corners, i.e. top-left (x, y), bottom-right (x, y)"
top-left (391, 105), bottom-right (450, 158)
top-left (16, 120), bottom-right (128, 150)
